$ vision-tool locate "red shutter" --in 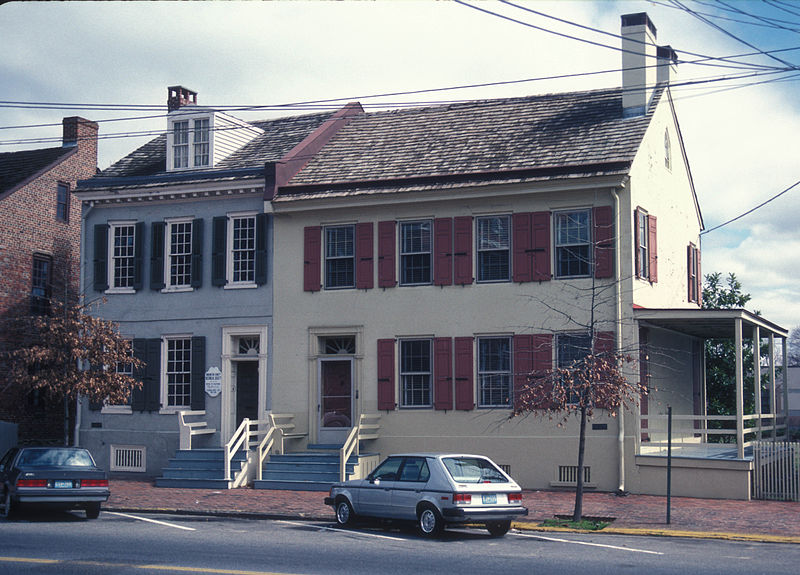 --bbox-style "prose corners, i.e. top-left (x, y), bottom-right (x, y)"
top-left (512, 213), bottom-right (532, 283)
top-left (433, 218), bottom-right (453, 286)
top-left (378, 220), bottom-right (396, 288)
top-left (532, 333), bottom-right (554, 409)
top-left (303, 226), bottom-right (321, 292)
top-left (593, 206), bottom-right (614, 279)
top-left (454, 337), bottom-right (474, 410)
top-left (531, 211), bottom-right (551, 281)
top-left (513, 334), bottom-right (533, 410)
top-left (356, 222), bottom-right (374, 290)
top-left (648, 215), bottom-right (658, 283)
top-left (594, 331), bottom-right (615, 409)
top-left (453, 216), bottom-right (473, 285)
top-left (377, 339), bottom-right (395, 410)
top-left (434, 337), bottom-right (453, 410)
